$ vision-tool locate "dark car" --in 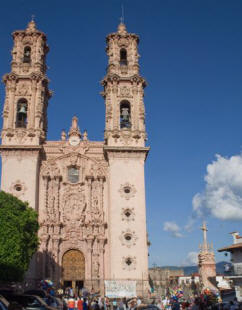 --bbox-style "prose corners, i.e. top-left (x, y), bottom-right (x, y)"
top-left (4, 294), bottom-right (55, 310)
top-left (136, 305), bottom-right (161, 310)
top-left (24, 291), bottom-right (47, 299)
top-left (0, 295), bottom-right (9, 310)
